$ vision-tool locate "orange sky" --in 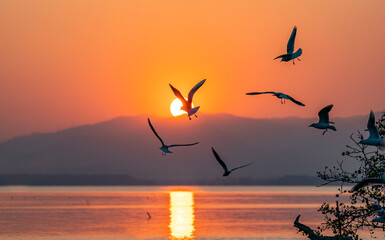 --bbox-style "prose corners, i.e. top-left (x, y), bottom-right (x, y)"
top-left (0, 0), bottom-right (385, 142)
